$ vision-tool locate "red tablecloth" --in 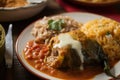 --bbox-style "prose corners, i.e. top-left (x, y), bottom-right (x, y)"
top-left (56, 0), bottom-right (120, 22)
